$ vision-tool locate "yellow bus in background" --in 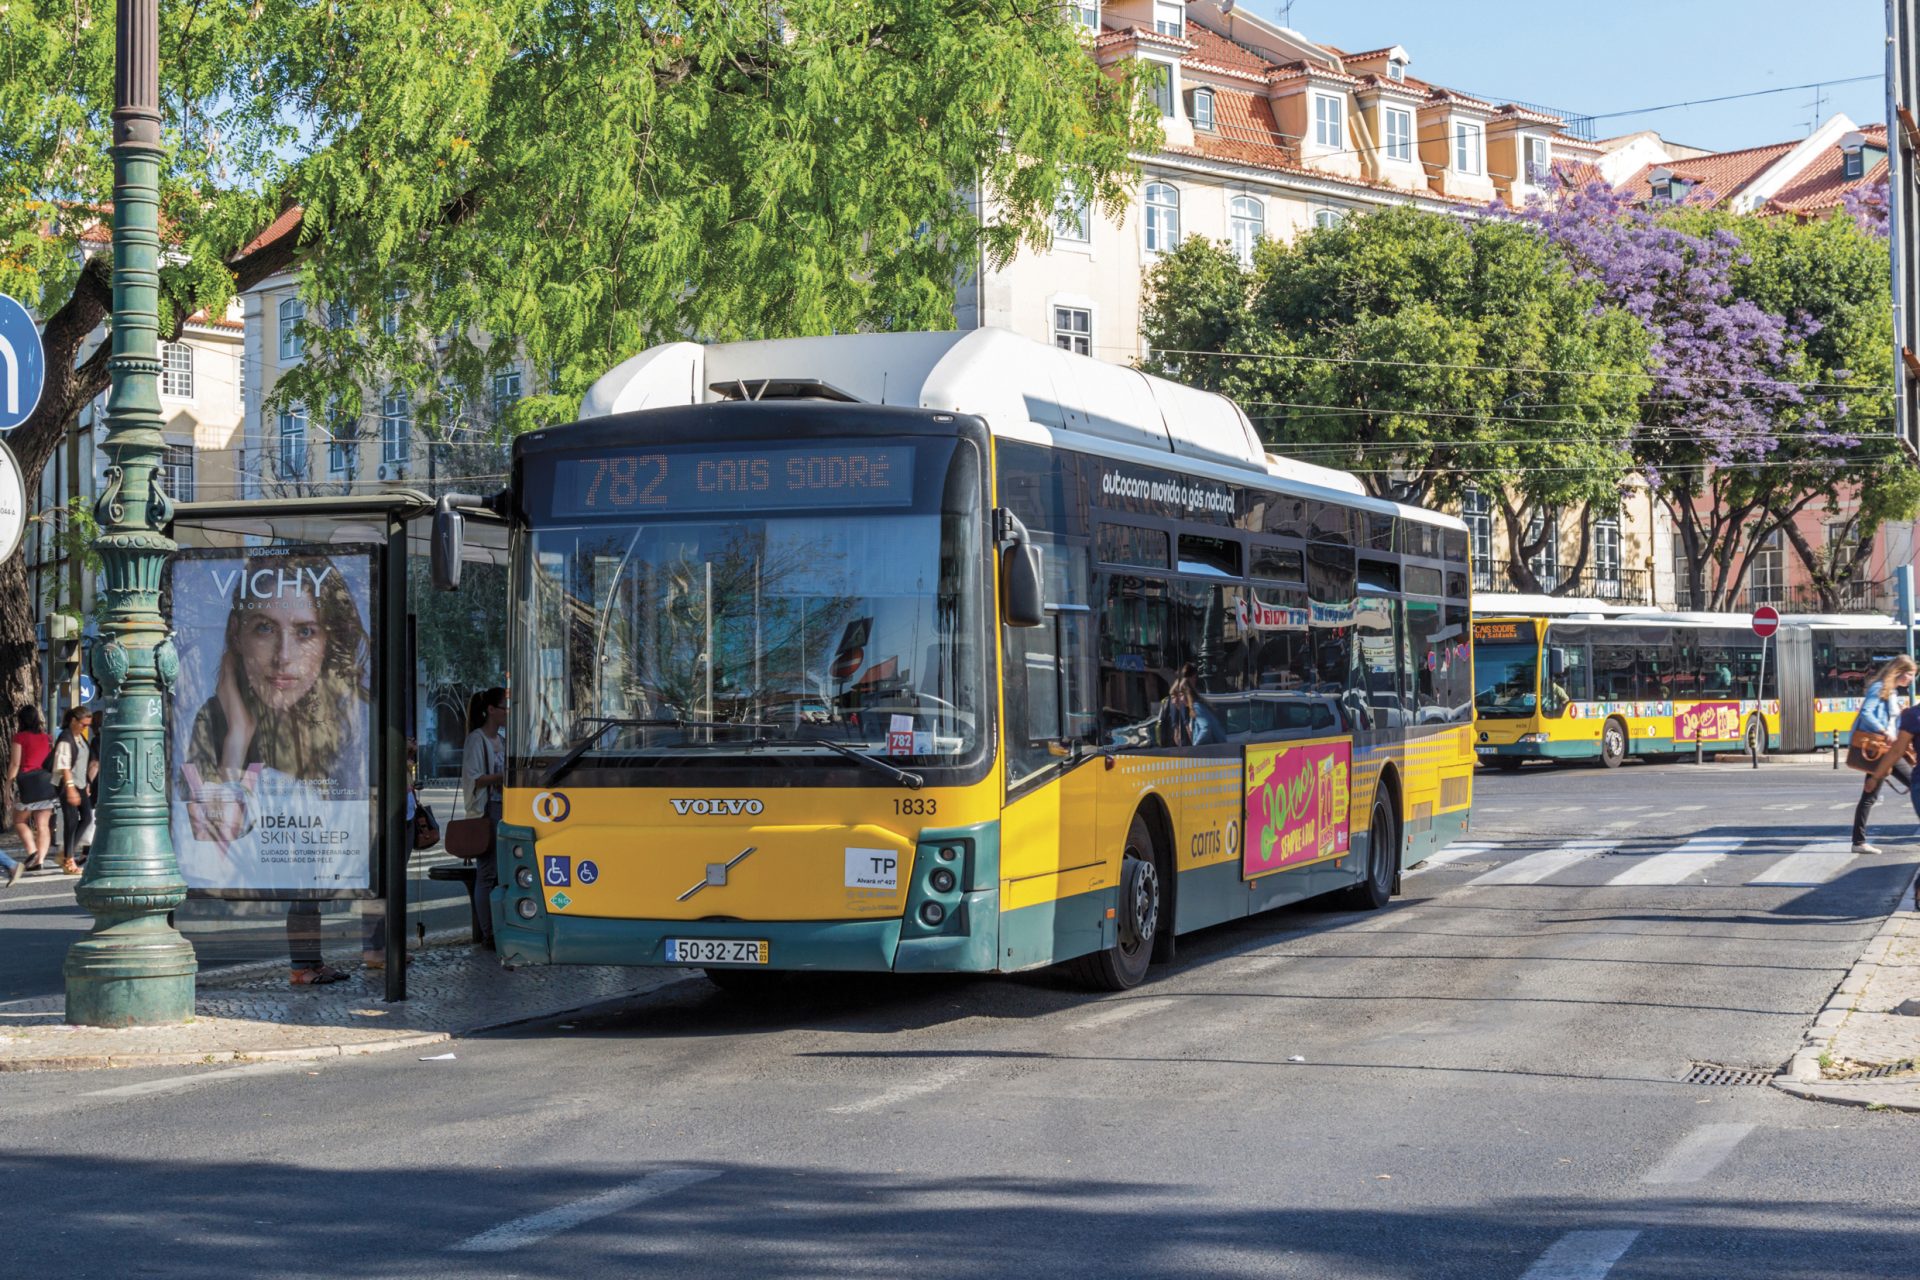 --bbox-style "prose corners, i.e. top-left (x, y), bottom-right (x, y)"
top-left (1473, 606), bottom-right (1908, 768)
top-left (441, 330), bottom-right (1476, 991)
